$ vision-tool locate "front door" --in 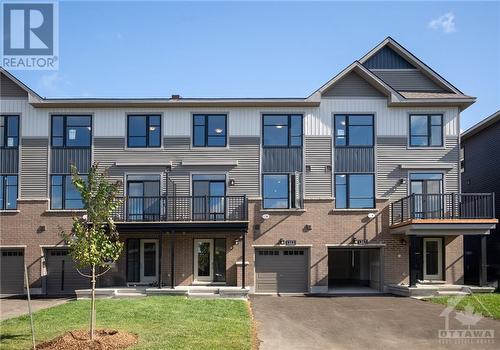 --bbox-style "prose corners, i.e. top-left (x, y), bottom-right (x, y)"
top-left (423, 238), bottom-right (443, 280)
top-left (410, 173), bottom-right (443, 218)
top-left (140, 239), bottom-right (159, 283)
top-left (194, 239), bottom-right (213, 282)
